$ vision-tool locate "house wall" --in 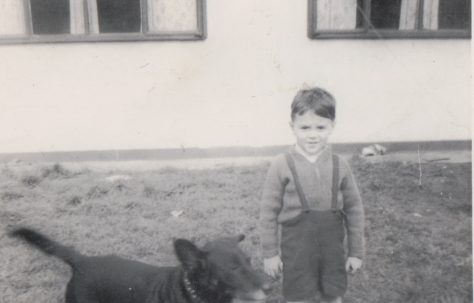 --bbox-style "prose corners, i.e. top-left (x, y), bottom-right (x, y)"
top-left (0, 0), bottom-right (470, 153)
